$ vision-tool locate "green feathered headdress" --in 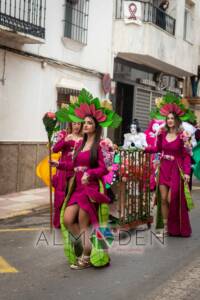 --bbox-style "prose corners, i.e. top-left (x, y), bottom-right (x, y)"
top-left (150, 93), bottom-right (196, 123)
top-left (56, 89), bottom-right (122, 128)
